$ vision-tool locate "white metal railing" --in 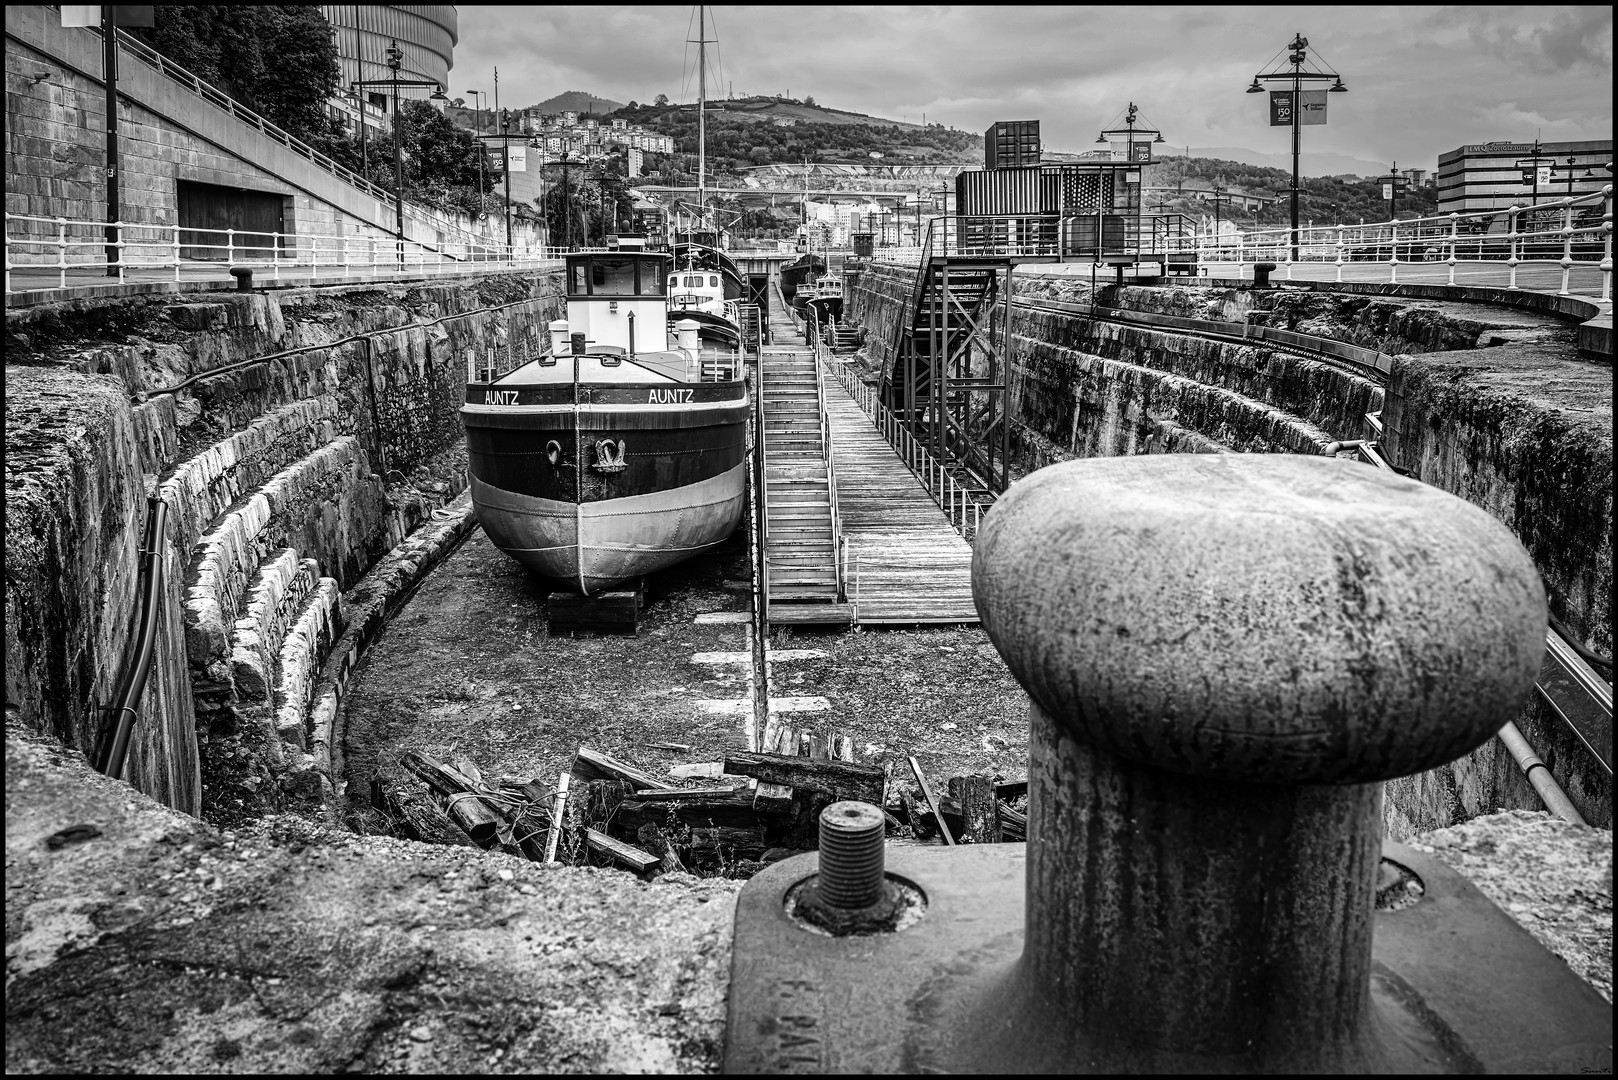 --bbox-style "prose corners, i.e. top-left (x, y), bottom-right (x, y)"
top-left (4, 213), bottom-right (559, 295)
top-left (828, 358), bottom-right (992, 540)
top-left (1186, 184), bottom-right (1612, 302)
